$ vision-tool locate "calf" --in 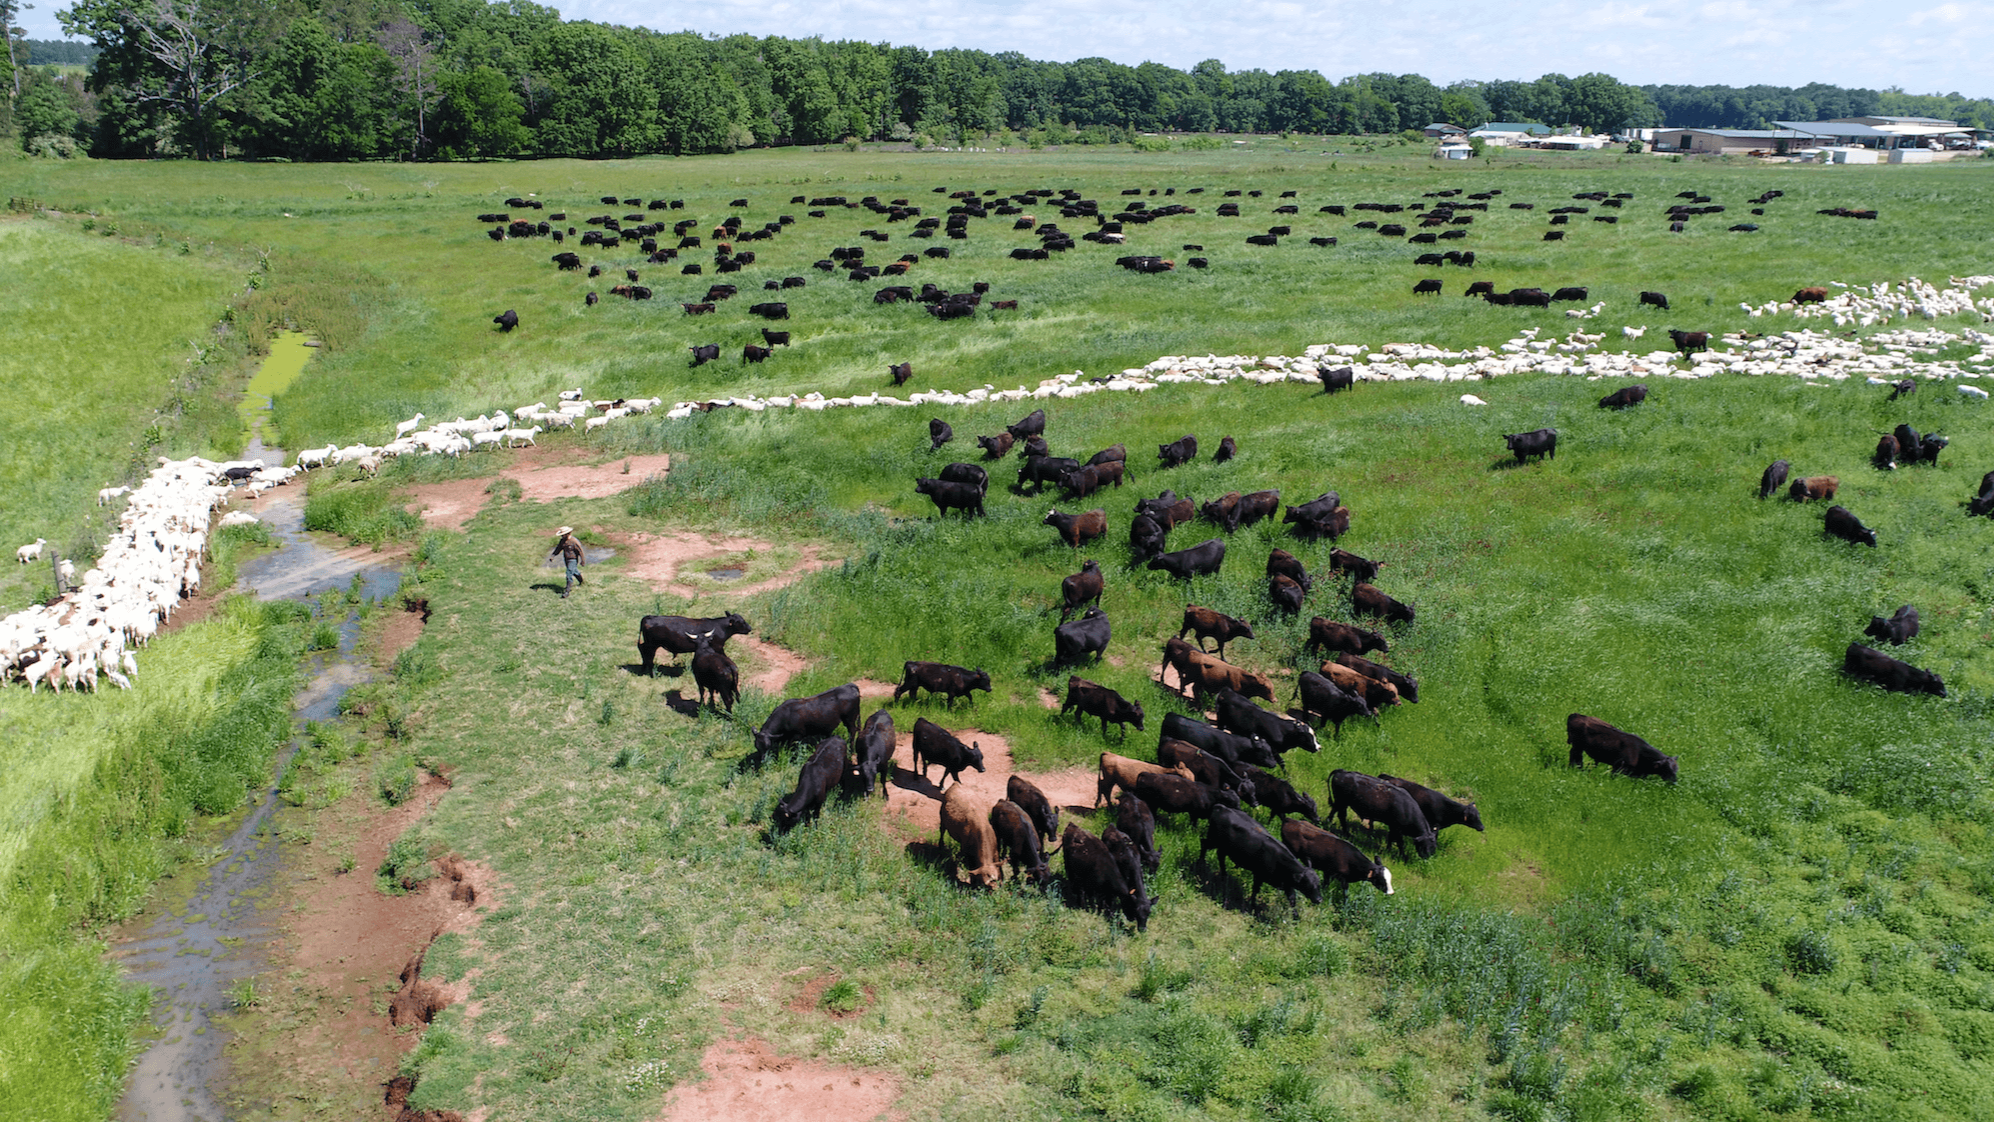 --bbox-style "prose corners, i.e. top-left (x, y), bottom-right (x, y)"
top-left (1157, 435), bottom-right (1199, 467)
top-left (1097, 752), bottom-right (1193, 805)
top-left (1280, 819), bottom-right (1391, 895)
top-left (1844, 643), bottom-right (1945, 697)
top-left (1006, 775), bottom-right (1060, 845)
top-left (1668, 329), bottom-right (1709, 355)
top-left (1061, 824), bottom-right (1149, 929)
top-left (1329, 769), bottom-right (1436, 857)
top-left (754, 684), bottom-right (863, 756)
top-left (691, 638), bottom-right (740, 713)
top-left (1318, 365), bottom-right (1355, 393)
top-left (1379, 774), bottom-right (1482, 835)
top-left (1825, 505), bottom-right (1877, 547)
top-left (1044, 508), bottom-right (1107, 548)
top-left (1504, 428), bottom-right (1557, 463)
top-left (1352, 582), bottom-right (1414, 626)
top-left (1270, 574), bottom-right (1306, 614)
top-left (1864, 604), bottom-right (1919, 646)
top-left (977, 432), bottom-right (1015, 459)
top-left (743, 344), bottom-right (773, 364)
top-left (689, 344), bottom-right (721, 366)
top-left (1293, 671), bottom-right (1372, 734)
top-left (1115, 793), bottom-right (1160, 873)
top-left (1307, 617), bottom-right (1387, 656)
top-left (1332, 652), bottom-right (1419, 704)
top-left (1129, 513), bottom-right (1167, 562)
top-left (916, 478), bottom-right (985, 519)
top-left (1216, 688), bottom-right (1321, 756)
top-left (1266, 548), bottom-right (1311, 591)
top-left (1566, 713), bottom-right (1679, 783)
top-left (989, 800), bottom-right (1050, 884)
top-left (894, 661), bottom-right (992, 707)
top-left (682, 302), bottom-right (717, 315)
top-left (1759, 459), bottom-right (1790, 499)
top-left (1598, 384), bottom-right (1647, 409)
top-left (1201, 806), bottom-right (1322, 908)
top-left (1161, 713), bottom-right (1278, 771)
top-left (940, 786), bottom-right (1002, 888)
top-left (929, 418), bottom-right (953, 450)
top-left (1788, 475), bottom-right (1838, 502)
top-left (1064, 676), bottom-right (1144, 737)
top-left (1214, 436), bottom-right (1237, 464)
top-left (1149, 539), bottom-right (1226, 579)
top-left (889, 361), bottom-right (913, 385)
top-left (912, 717), bottom-right (986, 785)
top-left (1054, 608), bottom-right (1112, 665)
top-left (772, 738), bottom-right (849, 831)
top-left (1136, 771), bottom-right (1241, 819)
top-left (848, 710), bottom-right (895, 799)
top-left (1327, 548), bottom-right (1379, 583)
top-left (1060, 559), bottom-right (1104, 620)
top-left (493, 309), bottom-right (518, 332)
